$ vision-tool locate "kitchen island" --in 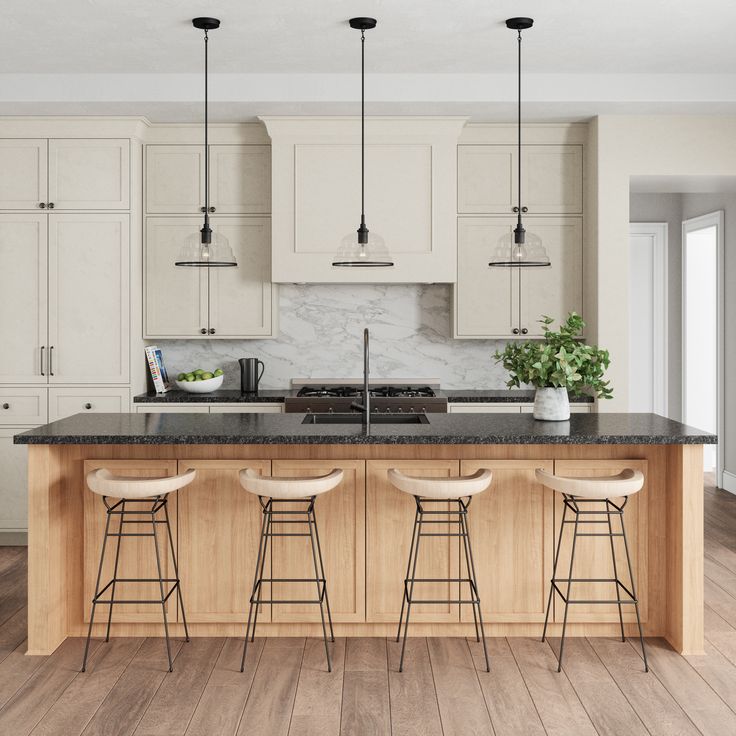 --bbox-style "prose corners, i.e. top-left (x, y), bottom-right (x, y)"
top-left (16, 412), bottom-right (714, 656)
